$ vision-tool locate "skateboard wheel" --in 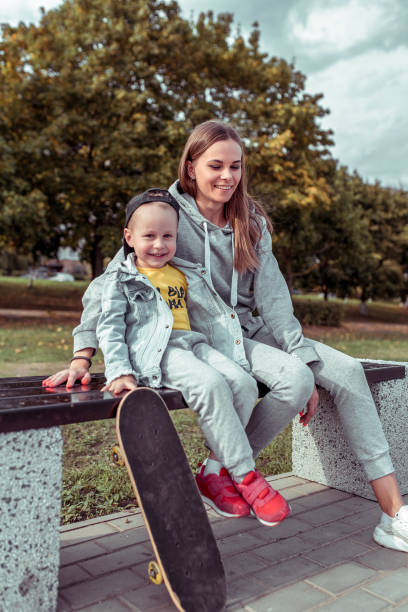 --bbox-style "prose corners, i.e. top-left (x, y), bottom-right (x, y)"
top-left (148, 560), bottom-right (163, 585)
top-left (110, 445), bottom-right (125, 467)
